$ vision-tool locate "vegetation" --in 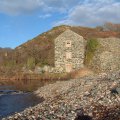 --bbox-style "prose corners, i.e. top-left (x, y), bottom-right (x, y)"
top-left (85, 38), bottom-right (99, 65)
top-left (102, 22), bottom-right (120, 32)
top-left (0, 72), bottom-right (71, 91)
top-left (0, 22), bottom-right (120, 90)
top-left (0, 24), bottom-right (120, 75)
top-left (27, 57), bottom-right (35, 69)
